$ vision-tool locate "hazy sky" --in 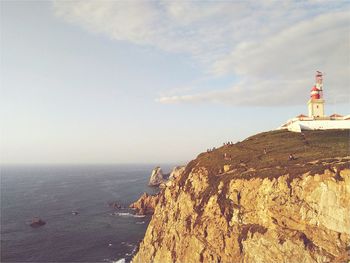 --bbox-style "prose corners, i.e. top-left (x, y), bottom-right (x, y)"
top-left (1, 1), bottom-right (349, 165)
